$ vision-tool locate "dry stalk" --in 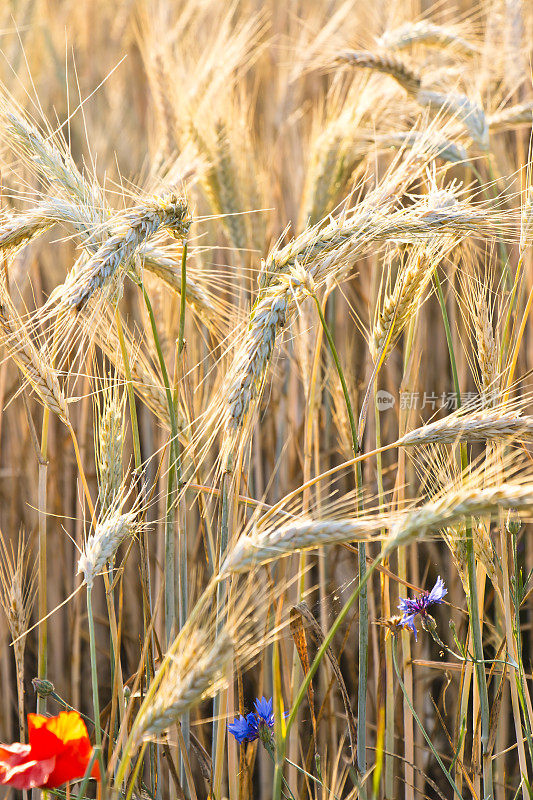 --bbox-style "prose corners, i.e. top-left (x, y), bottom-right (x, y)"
top-left (520, 186), bottom-right (533, 252)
